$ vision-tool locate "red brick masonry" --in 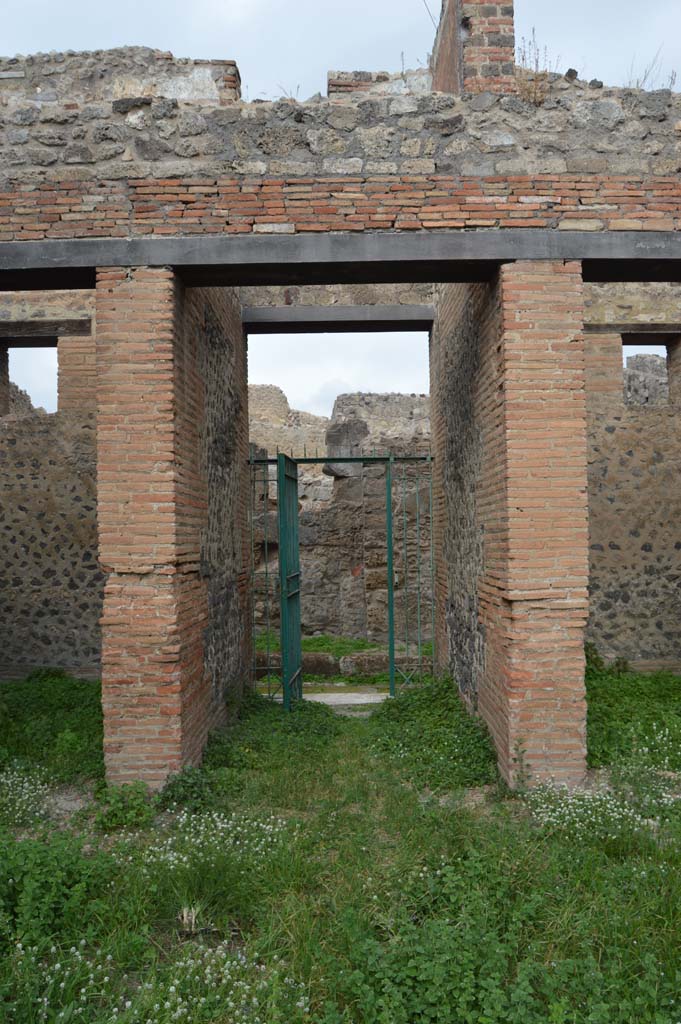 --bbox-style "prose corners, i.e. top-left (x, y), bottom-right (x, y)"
top-left (0, 175), bottom-right (678, 241)
top-left (96, 267), bottom-right (212, 786)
